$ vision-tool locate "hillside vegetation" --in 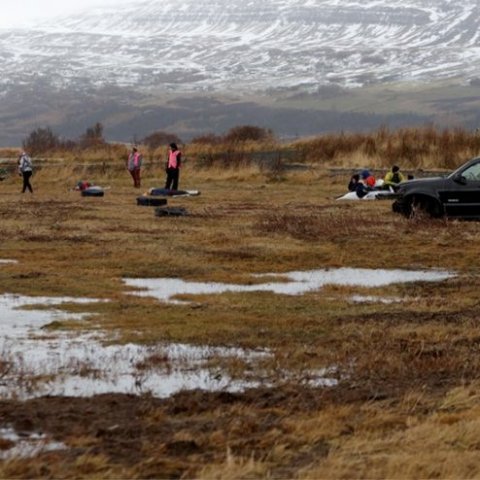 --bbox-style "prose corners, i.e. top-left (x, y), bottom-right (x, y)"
top-left (4, 125), bottom-right (479, 171)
